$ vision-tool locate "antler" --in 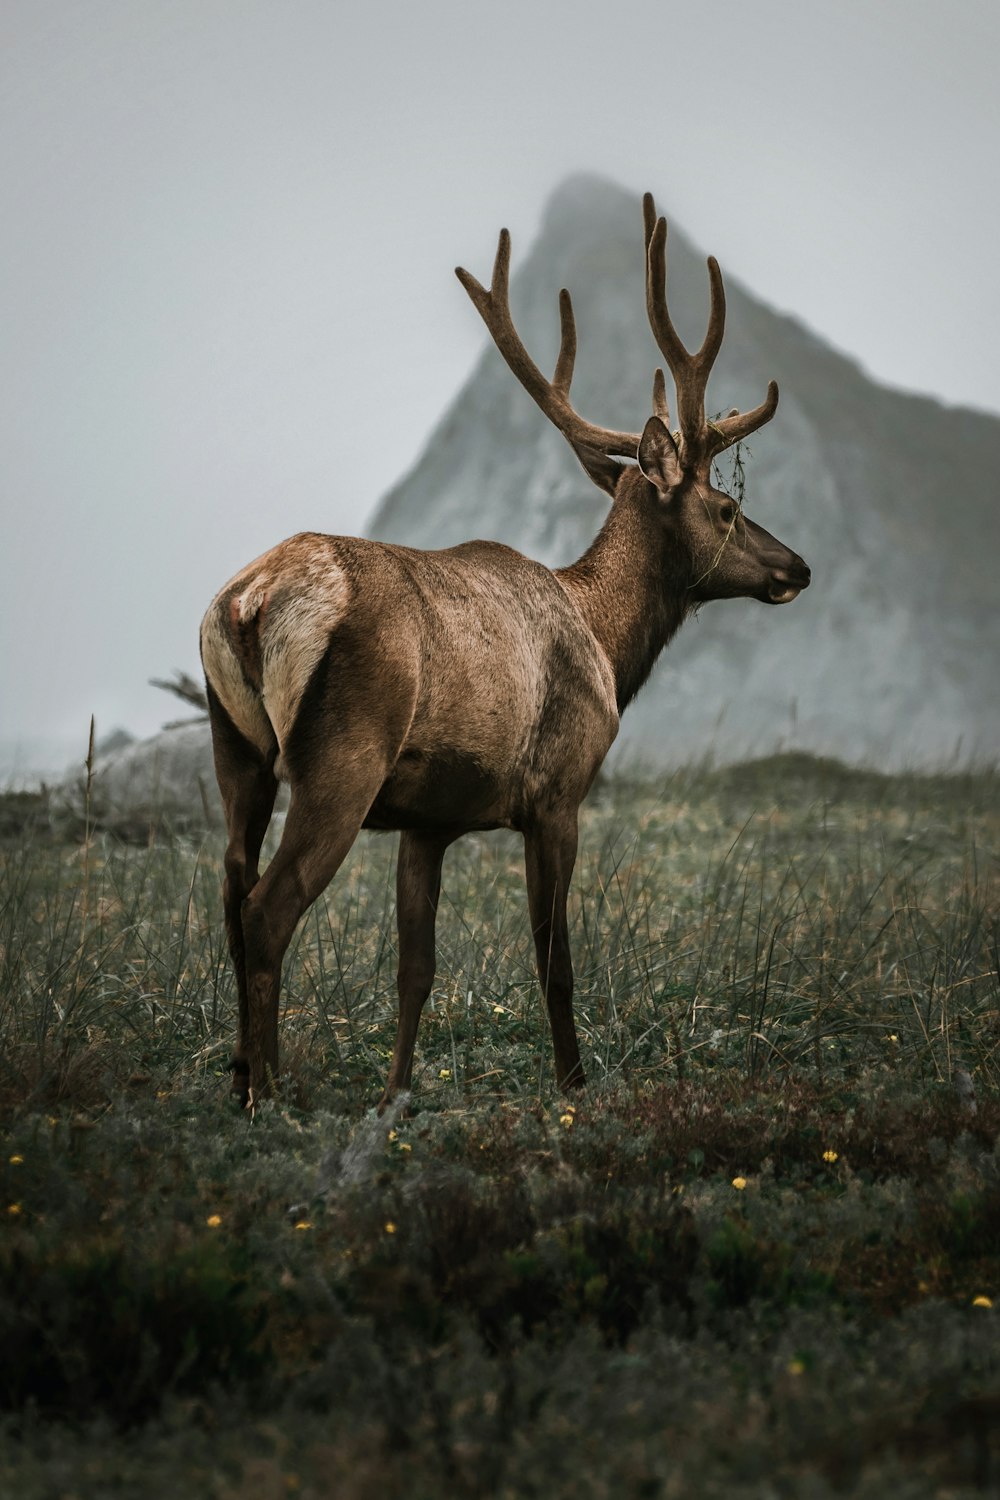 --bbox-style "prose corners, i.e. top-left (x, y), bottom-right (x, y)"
top-left (643, 192), bottom-right (778, 472)
top-left (456, 230), bottom-right (641, 461)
